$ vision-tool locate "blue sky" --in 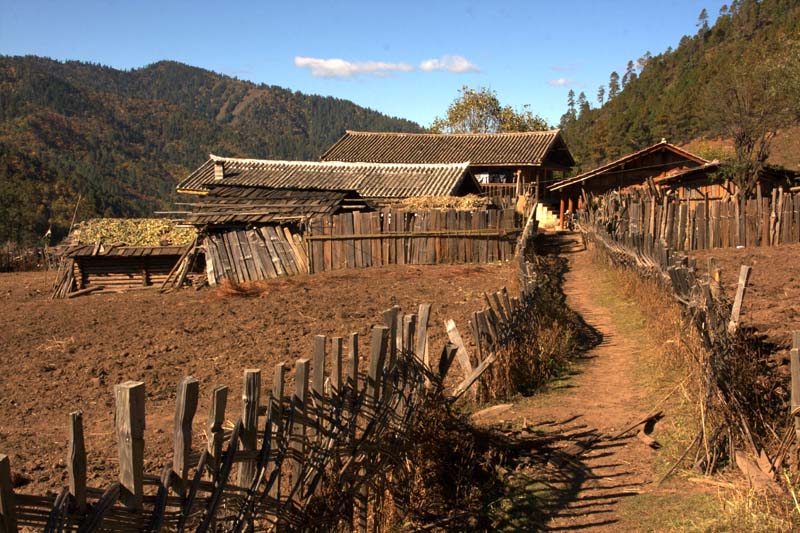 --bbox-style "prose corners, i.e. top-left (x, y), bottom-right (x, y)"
top-left (1, 0), bottom-right (726, 127)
